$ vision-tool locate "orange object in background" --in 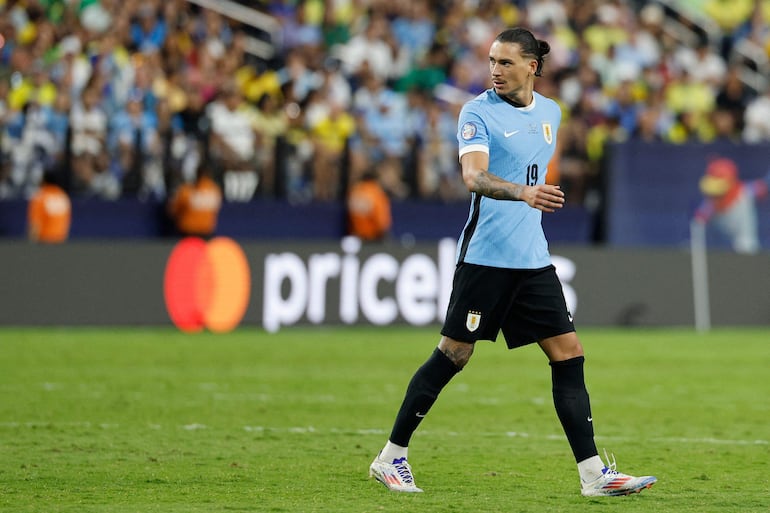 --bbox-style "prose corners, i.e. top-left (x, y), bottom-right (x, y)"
top-left (28, 177), bottom-right (72, 243)
top-left (347, 173), bottom-right (391, 241)
top-left (167, 172), bottom-right (223, 237)
top-left (164, 237), bottom-right (250, 333)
